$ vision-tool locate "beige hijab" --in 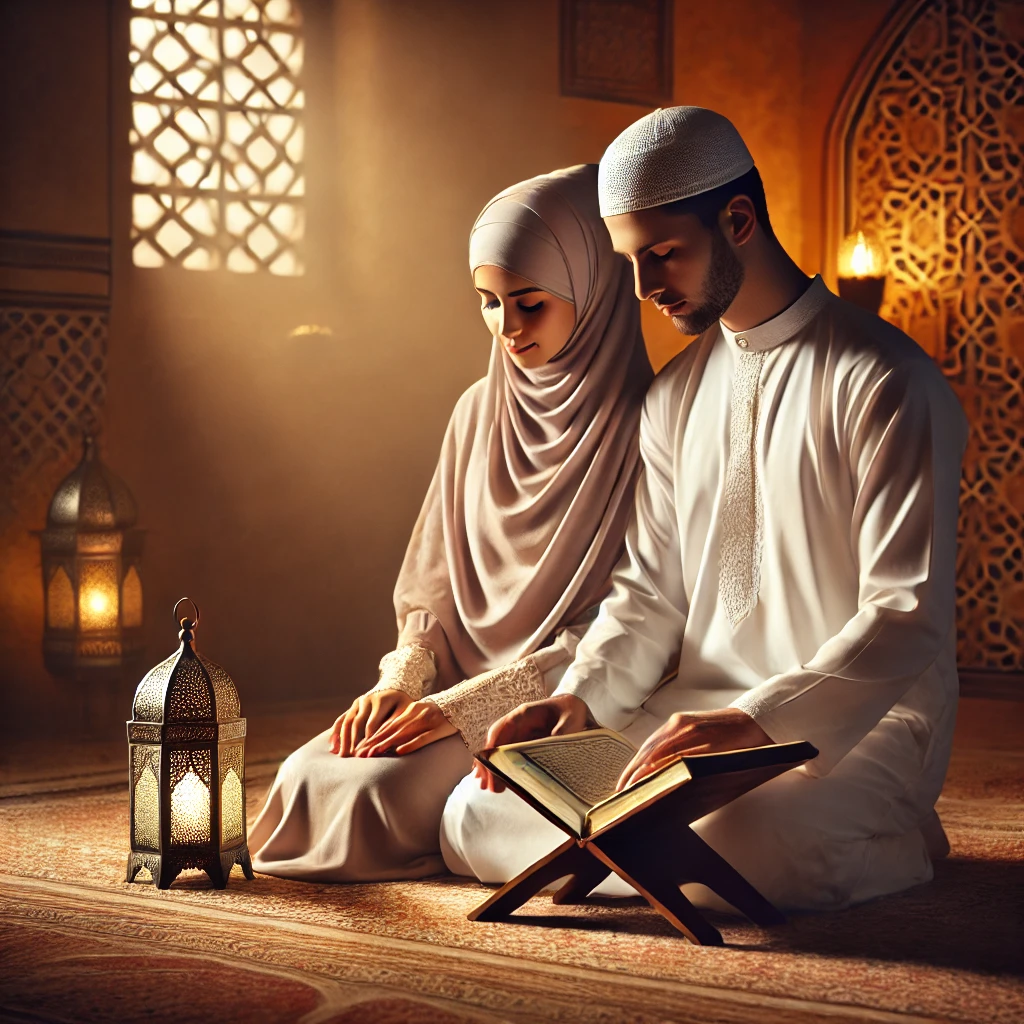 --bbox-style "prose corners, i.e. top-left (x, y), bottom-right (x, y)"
top-left (394, 164), bottom-right (652, 688)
